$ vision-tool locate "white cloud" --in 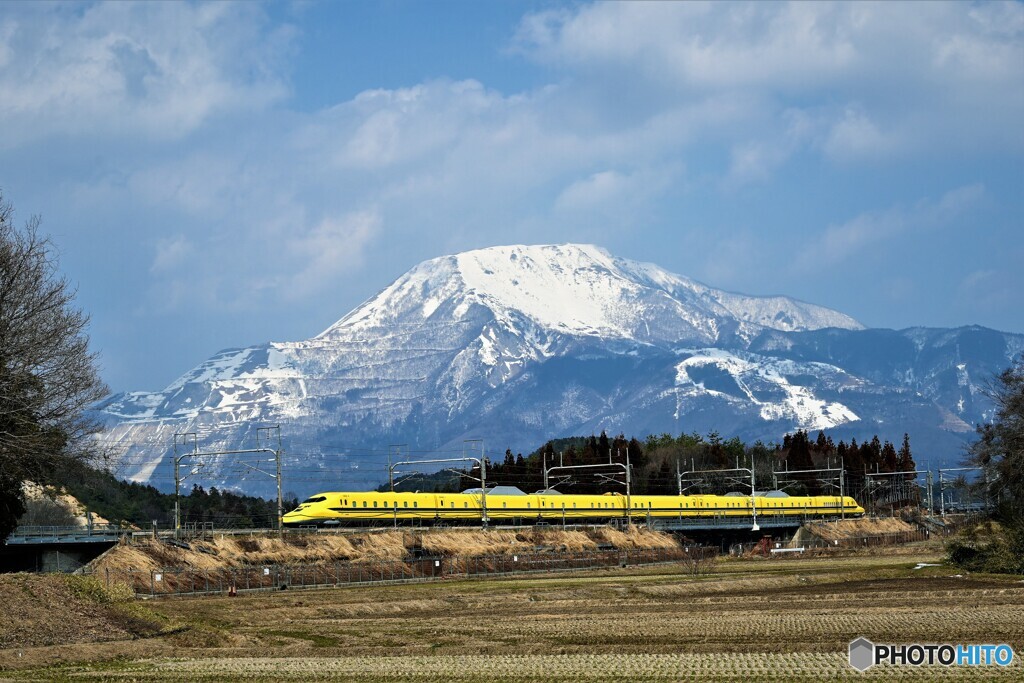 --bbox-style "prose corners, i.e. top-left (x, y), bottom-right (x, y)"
top-left (150, 235), bottom-right (193, 274)
top-left (955, 269), bottom-right (1020, 321)
top-left (0, 2), bottom-right (293, 144)
top-left (556, 170), bottom-right (630, 210)
top-left (287, 211), bottom-right (381, 297)
top-left (823, 106), bottom-right (894, 162)
top-left (516, 1), bottom-right (1024, 161)
top-left (806, 184), bottom-right (986, 267)
top-left (517, 2), bottom-right (859, 89)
